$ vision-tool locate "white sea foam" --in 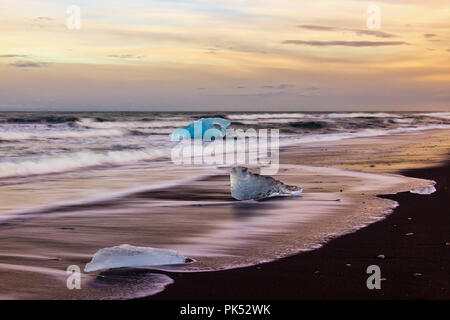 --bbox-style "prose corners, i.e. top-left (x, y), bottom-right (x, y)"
top-left (226, 112), bottom-right (407, 124)
top-left (227, 112), bottom-right (401, 121)
top-left (131, 128), bottom-right (174, 134)
top-left (237, 118), bottom-right (319, 125)
top-left (76, 118), bottom-right (190, 130)
top-left (282, 124), bottom-right (450, 147)
top-left (85, 244), bottom-right (189, 272)
top-left (0, 148), bottom-right (165, 178)
top-left (0, 128), bottom-right (127, 141)
top-left (416, 112), bottom-right (450, 120)
top-left (227, 113), bottom-right (307, 120)
top-left (325, 112), bottom-right (400, 118)
top-left (103, 273), bottom-right (175, 300)
top-left (393, 118), bottom-right (415, 124)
